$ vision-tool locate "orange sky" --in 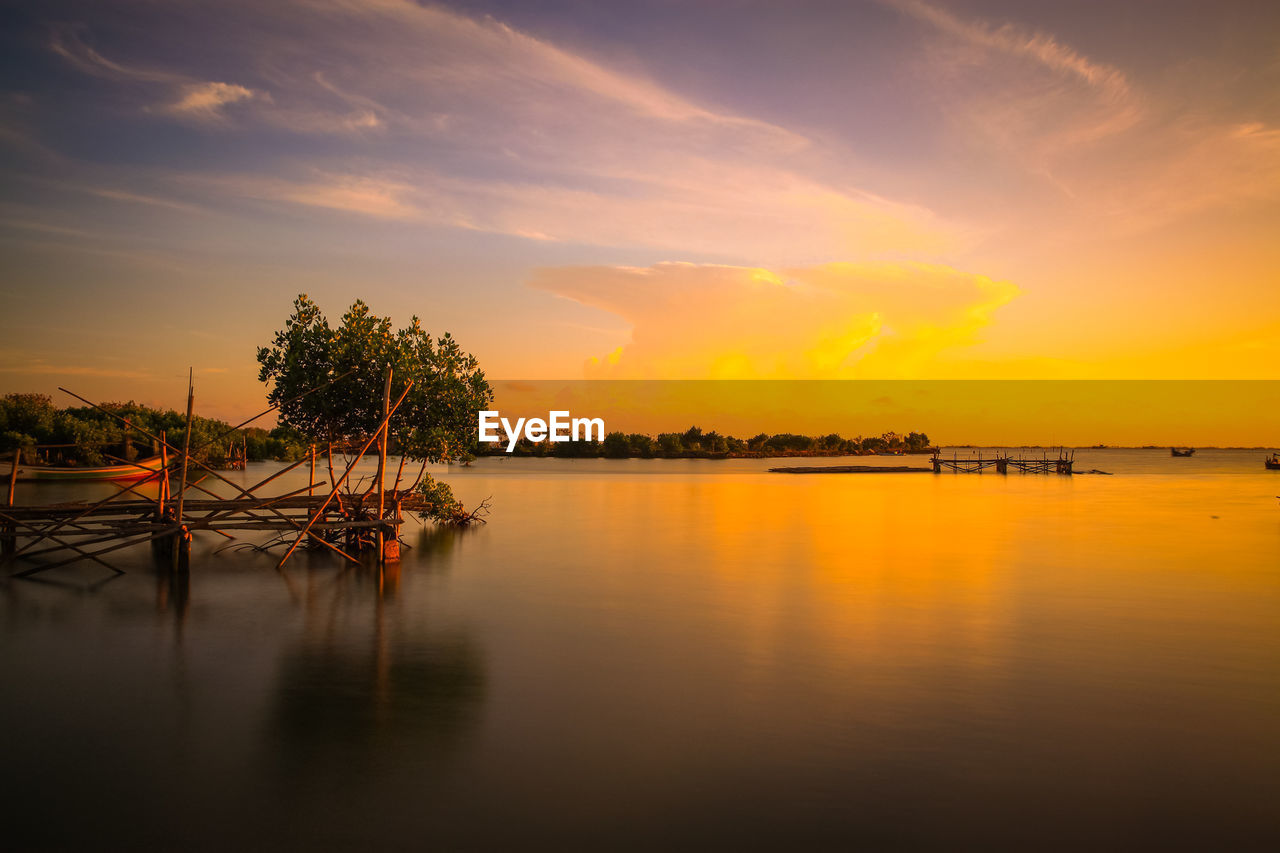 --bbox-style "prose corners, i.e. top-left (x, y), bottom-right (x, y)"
top-left (489, 380), bottom-right (1280, 447)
